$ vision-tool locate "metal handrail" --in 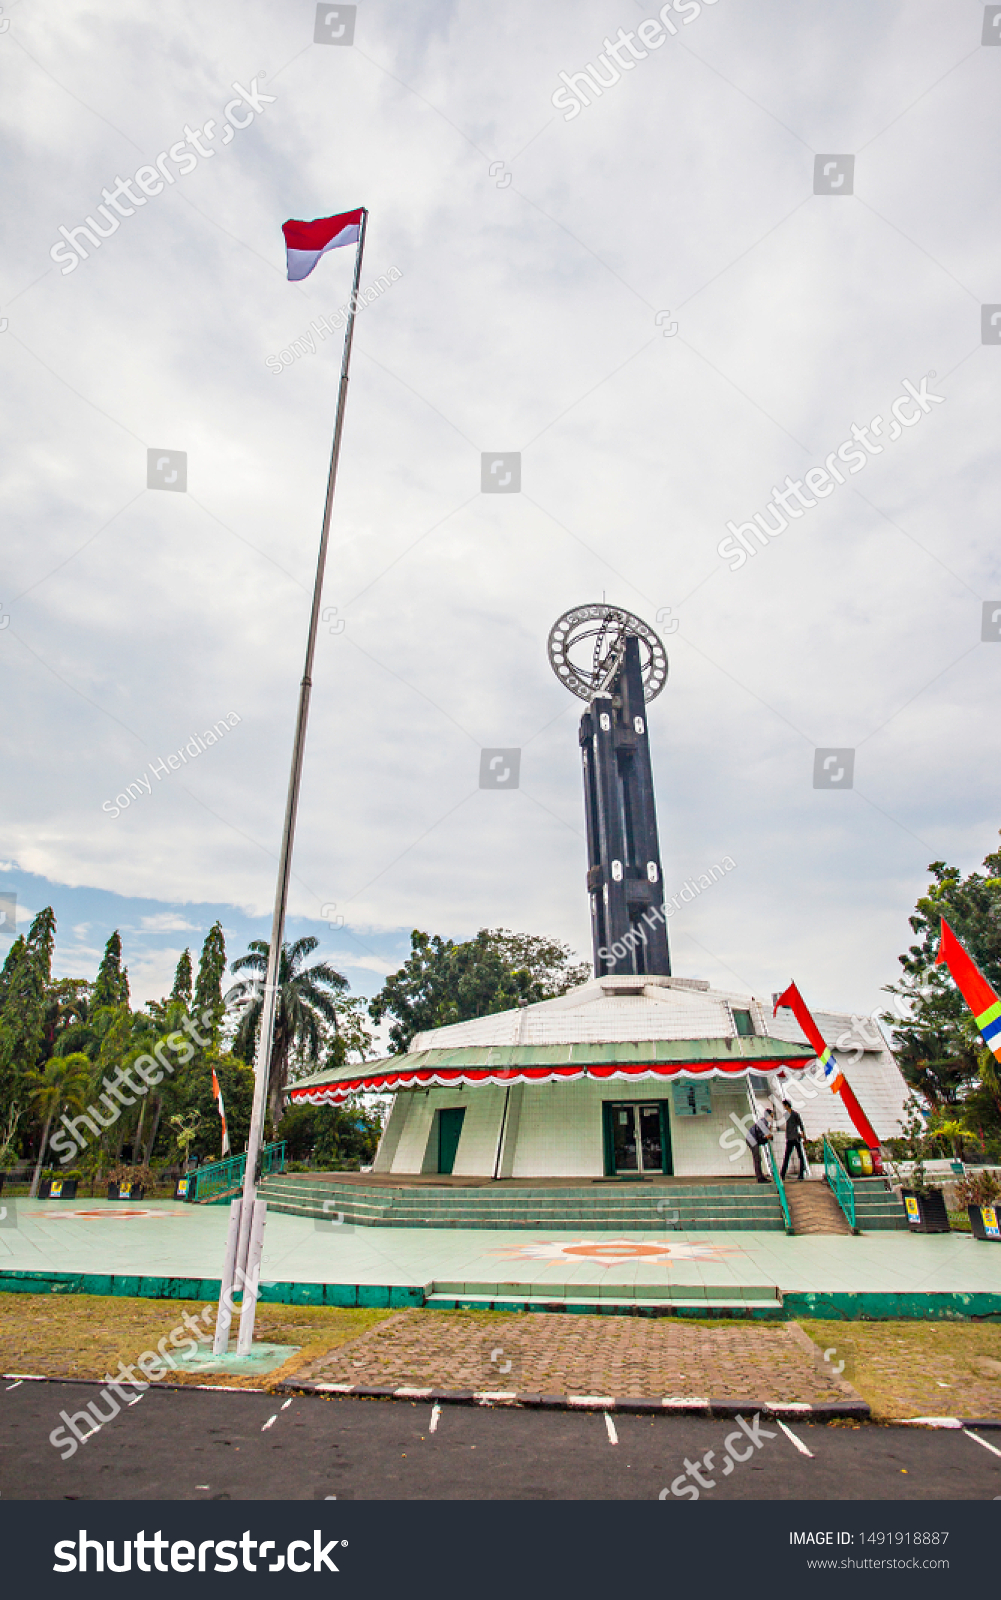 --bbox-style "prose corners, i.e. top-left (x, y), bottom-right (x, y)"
top-left (188, 1140), bottom-right (287, 1203)
top-left (767, 1143), bottom-right (793, 1233)
top-left (823, 1136), bottom-right (857, 1231)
